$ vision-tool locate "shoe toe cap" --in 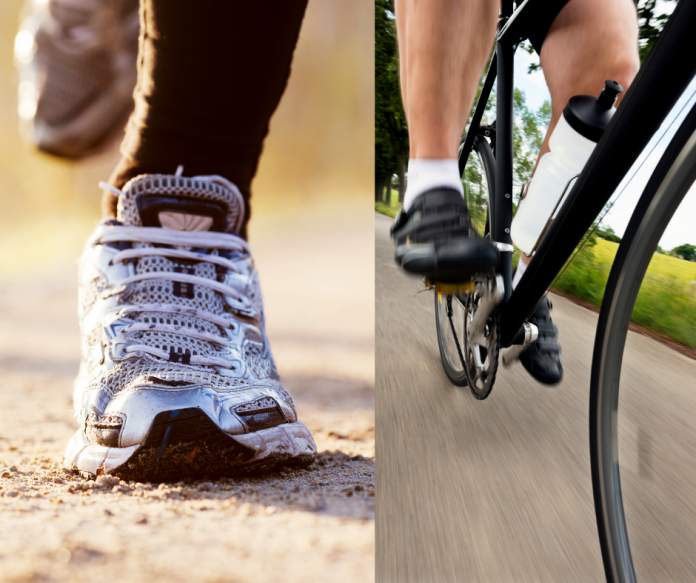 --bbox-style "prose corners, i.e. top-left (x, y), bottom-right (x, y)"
top-left (436, 238), bottom-right (500, 269)
top-left (519, 345), bottom-right (563, 385)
